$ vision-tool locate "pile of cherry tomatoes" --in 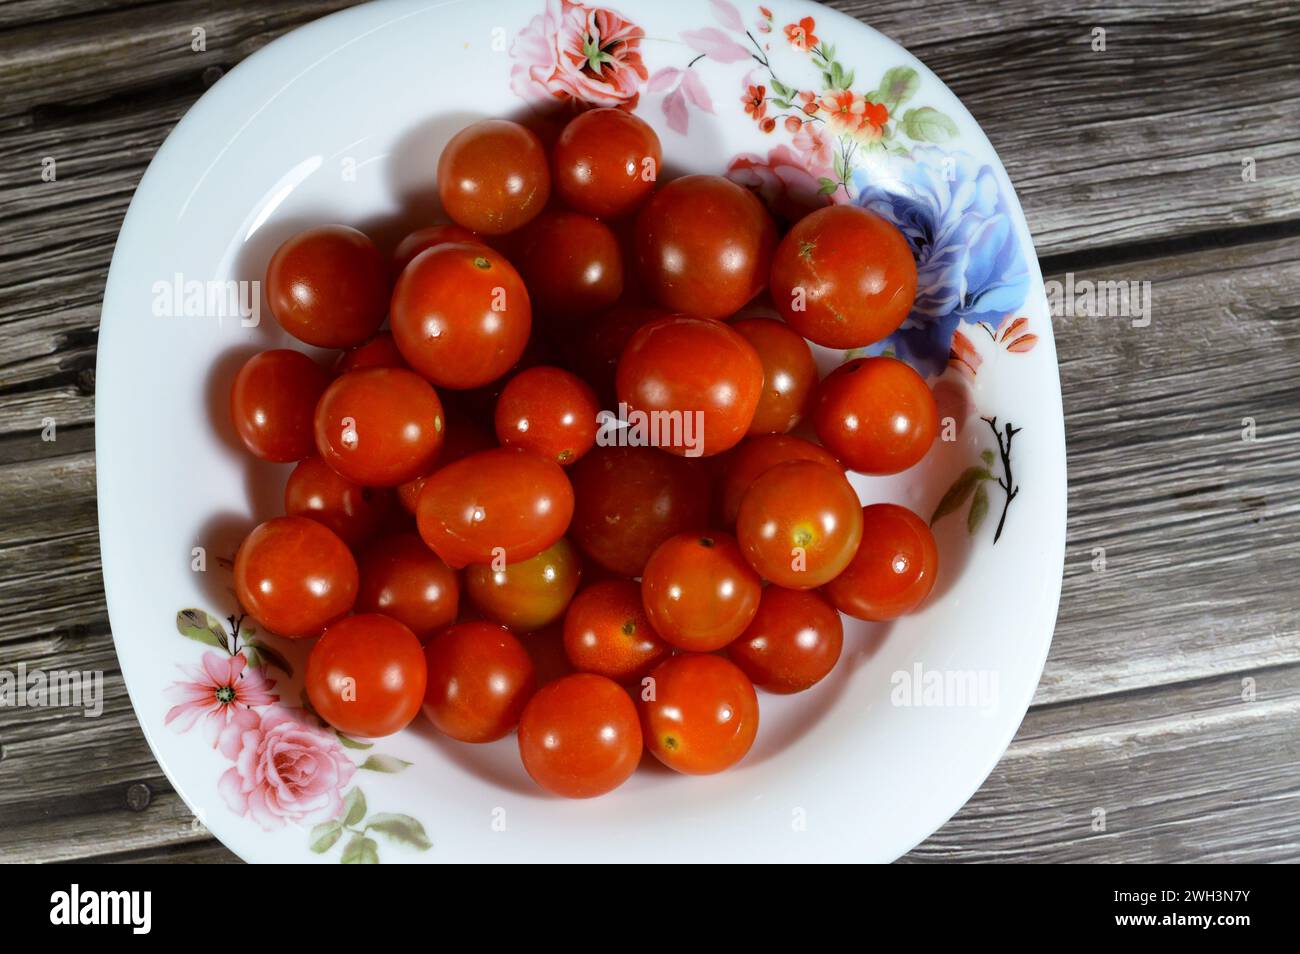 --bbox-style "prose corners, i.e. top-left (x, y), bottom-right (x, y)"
top-left (227, 107), bottom-right (940, 799)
